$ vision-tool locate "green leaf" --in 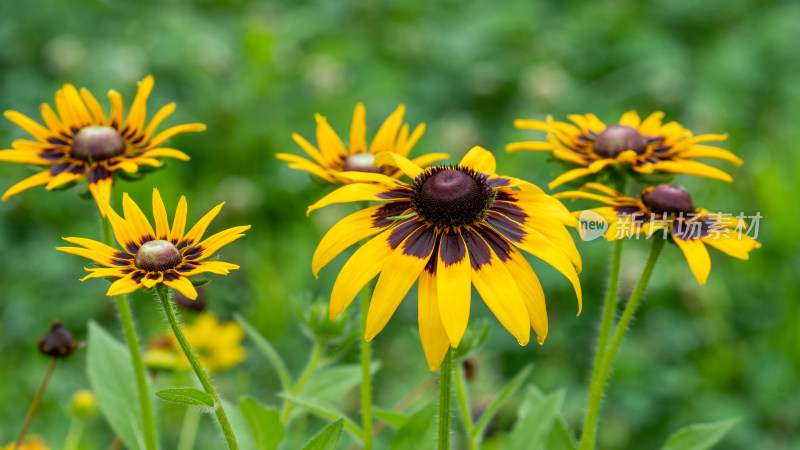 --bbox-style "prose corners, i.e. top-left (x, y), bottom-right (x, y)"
top-left (86, 322), bottom-right (152, 450)
top-left (223, 399), bottom-right (256, 450)
top-left (302, 419), bottom-right (344, 450)
top-left (373, 407), bottom-right (409, 429)
top-left (235, 313), bottom-right (292, 392)
top-left (156, 387), bottom-right (215, 408)
top-left (278, 393), bottom-right (363, 441)
top-left (300, 362), bottom-right (381, 402)
top-left (506, 387), bottom-right (569, 450)
top-left (662, 419), bottom-right (739, 450)
top-left (390, 403), bottom-right (437, 450)
top-left (472, 364), bottom-right (533, 443)
top-left (240, 397), bottom-right (285, 450)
